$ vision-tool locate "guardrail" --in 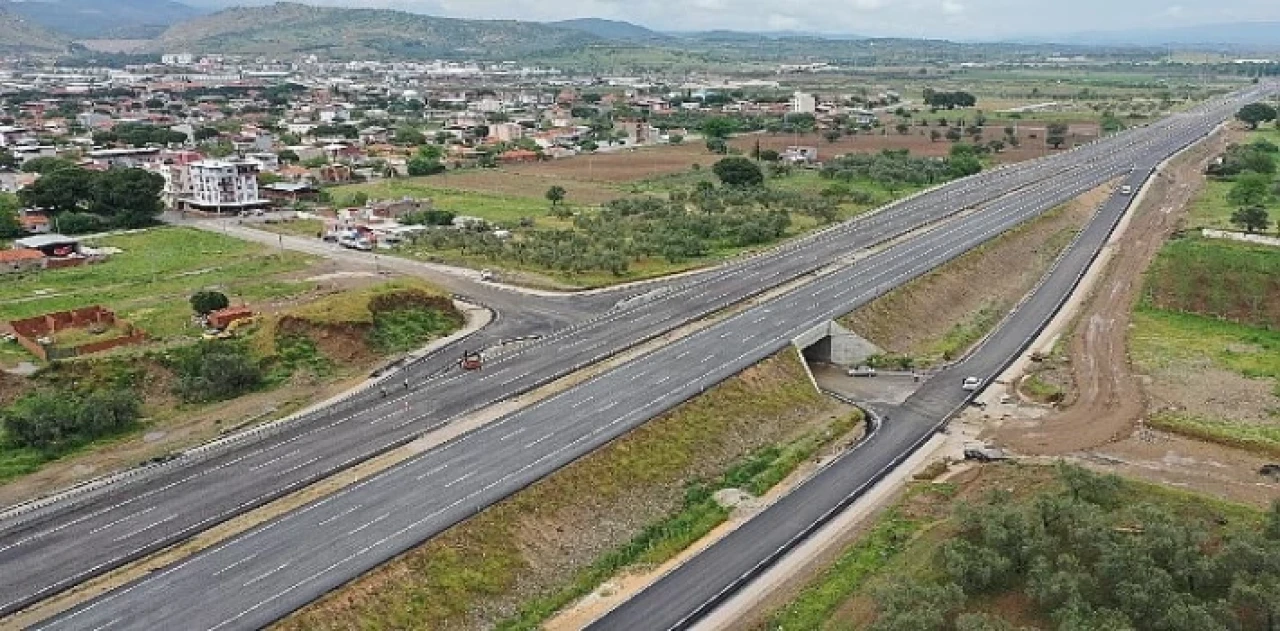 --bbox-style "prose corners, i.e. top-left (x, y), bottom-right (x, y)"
top-left (655, 120), bottom-right (1221, 631)
top-left (0, 300), bottom-right (494, 534)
